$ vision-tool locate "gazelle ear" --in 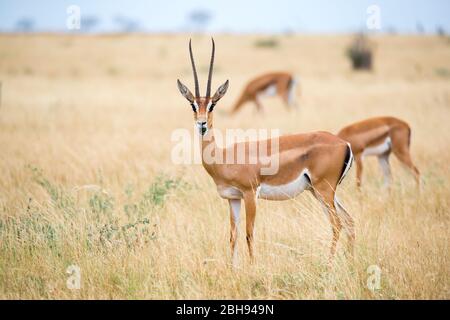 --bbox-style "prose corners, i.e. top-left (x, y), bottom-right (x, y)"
top-left (212, 80), bottom-right (229, 104)
top-left (177, 79), bottom-right (195, 103)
